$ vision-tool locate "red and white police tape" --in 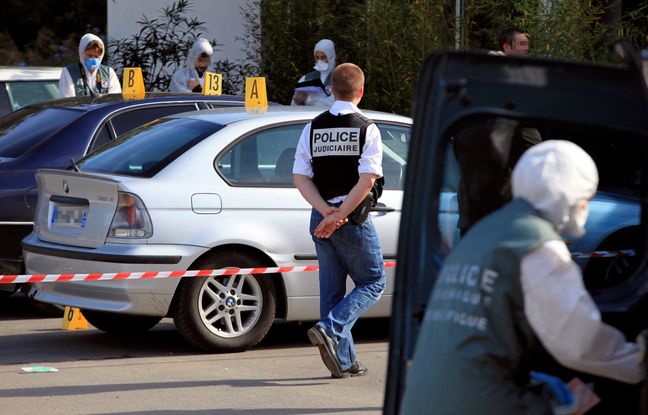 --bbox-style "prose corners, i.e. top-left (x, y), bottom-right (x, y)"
top-left (0, 262), bottom-right (398, 285)
top-left (0, 250), bottom-right (636, 285)
top-left (570, 249), bottom-right (635, 259)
